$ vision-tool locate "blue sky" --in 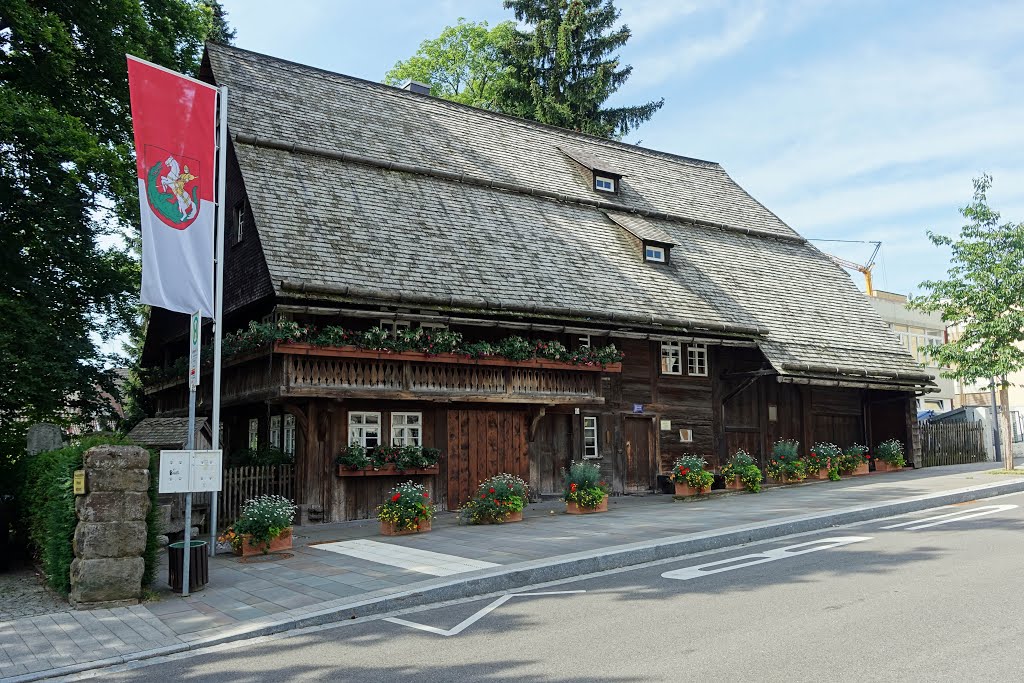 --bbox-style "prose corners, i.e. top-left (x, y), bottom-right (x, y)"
top-left (221, 0), bottom-right (1024, 297)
